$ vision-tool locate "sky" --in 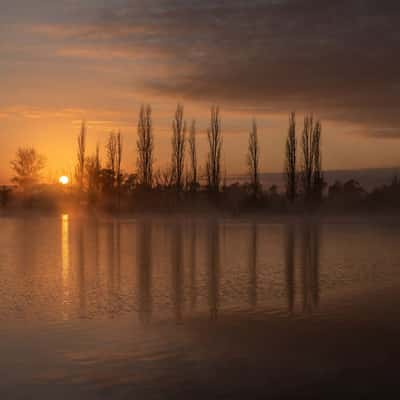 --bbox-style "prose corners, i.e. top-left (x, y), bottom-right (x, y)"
top-left (1, 0), bottom-right (400, 183)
